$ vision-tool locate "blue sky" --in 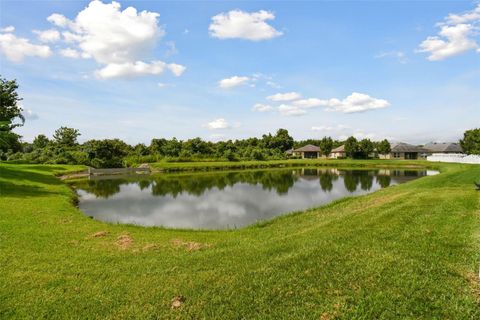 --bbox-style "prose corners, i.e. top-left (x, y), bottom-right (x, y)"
top-left (1, 0), bottom-right (479, 144)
